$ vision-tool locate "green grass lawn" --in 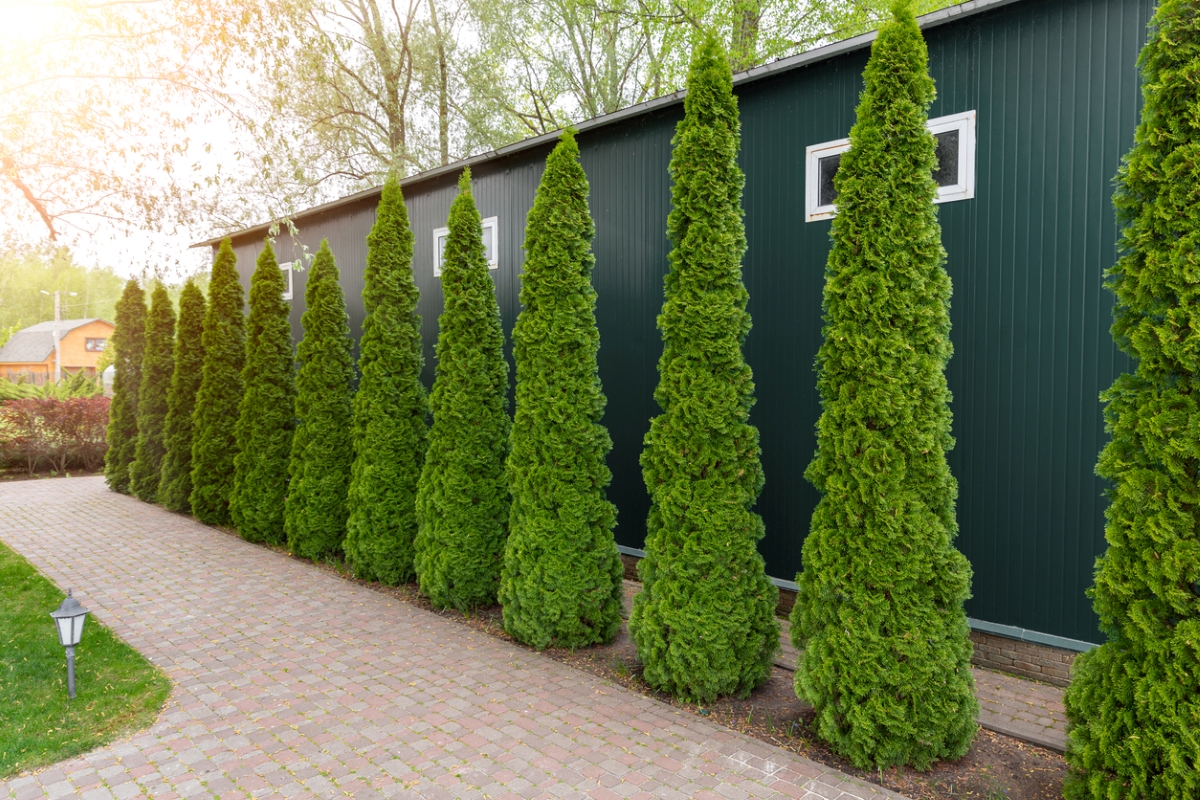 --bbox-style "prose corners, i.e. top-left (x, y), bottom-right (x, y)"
top-left (0, 540), bottom-right (170, 778)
